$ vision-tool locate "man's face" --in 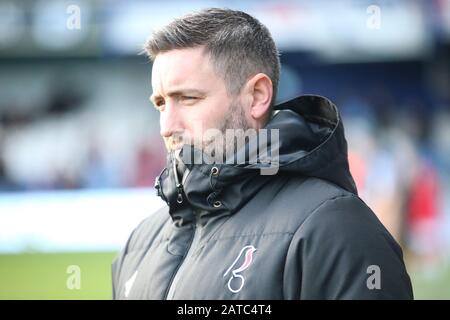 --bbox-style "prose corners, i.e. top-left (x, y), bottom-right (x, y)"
top-left (150, 47), bottom-right (250, 156)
